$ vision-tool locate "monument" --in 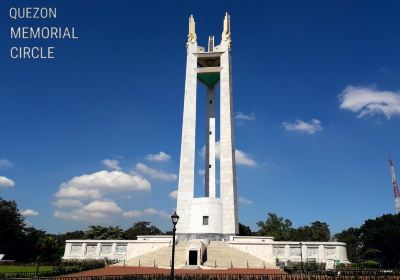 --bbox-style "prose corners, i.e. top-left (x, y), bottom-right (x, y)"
top-left (176, 13), bottom-right (238, 240)
top-left (63, 14), bottom-right (349, 269)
